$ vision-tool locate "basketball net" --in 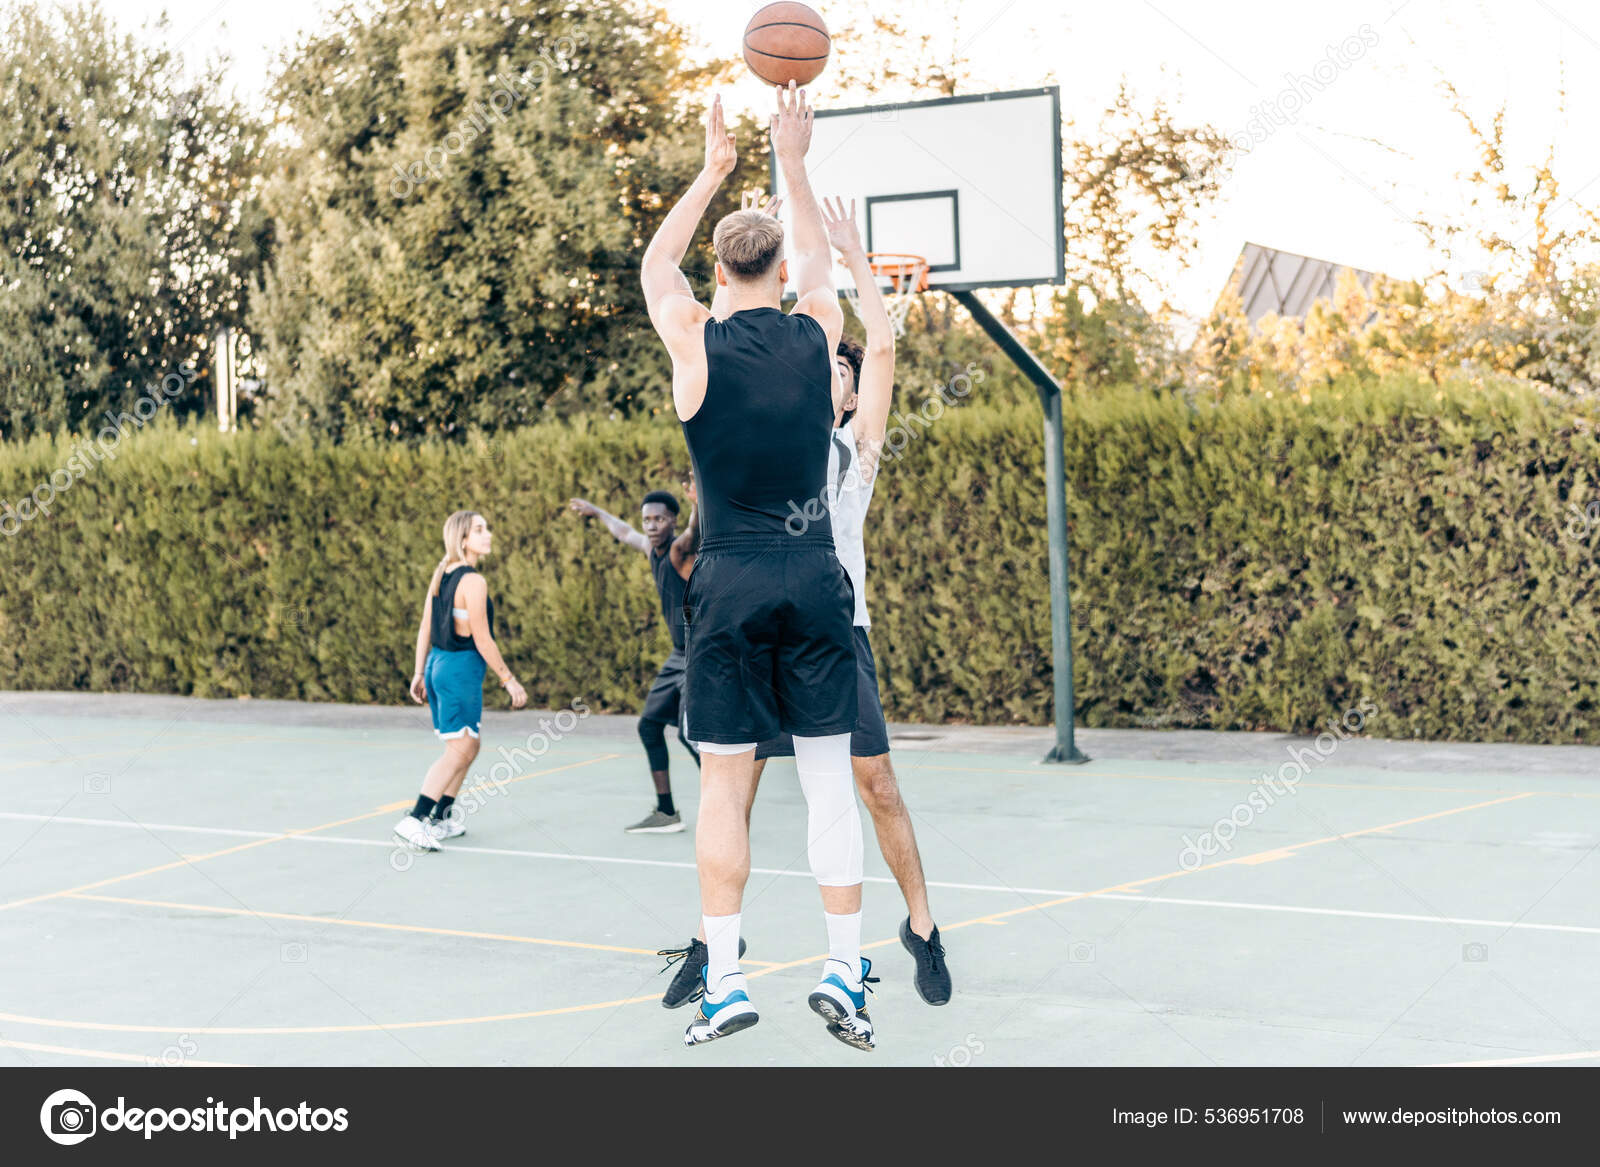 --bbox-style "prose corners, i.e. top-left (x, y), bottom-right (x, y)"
top-left (841, 253), bottom-right (930, 337)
